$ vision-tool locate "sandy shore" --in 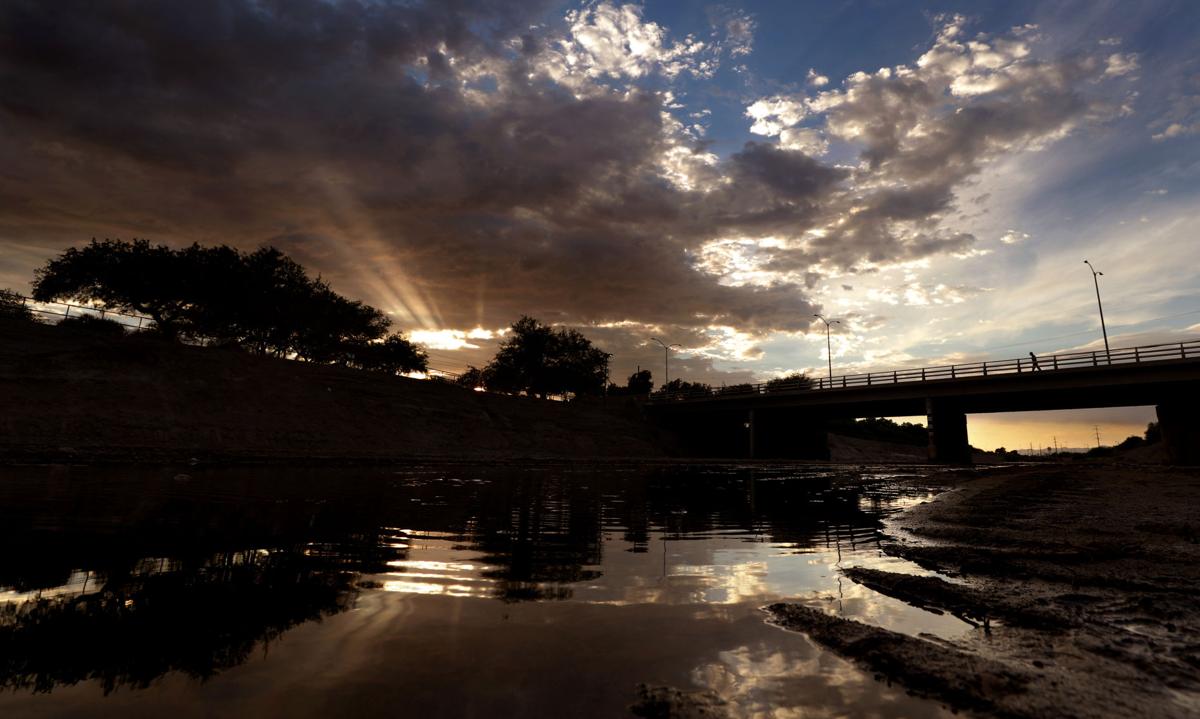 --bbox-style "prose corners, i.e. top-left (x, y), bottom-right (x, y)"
top-left (767, 464), bottom-right (1200, 718)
